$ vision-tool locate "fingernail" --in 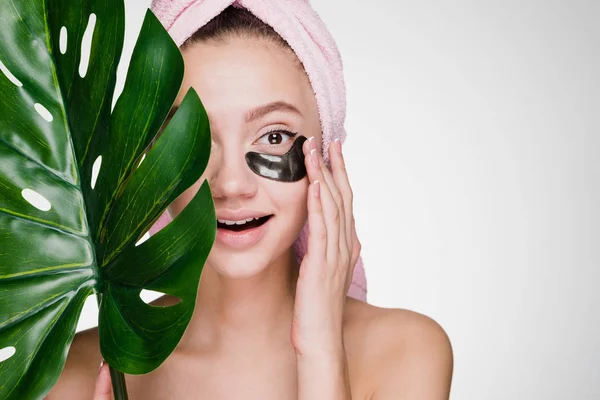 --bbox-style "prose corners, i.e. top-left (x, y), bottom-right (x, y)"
top-left (99, 359), bottom-right (104, 373)
top-left (314, 180), bottom-right (320, 198)
top-left (334, 138), bottom-right (342, 153)
top-left (306, 136), bottom-right (314, 154)
top-left (309, 136), bottom-right (317, 151)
